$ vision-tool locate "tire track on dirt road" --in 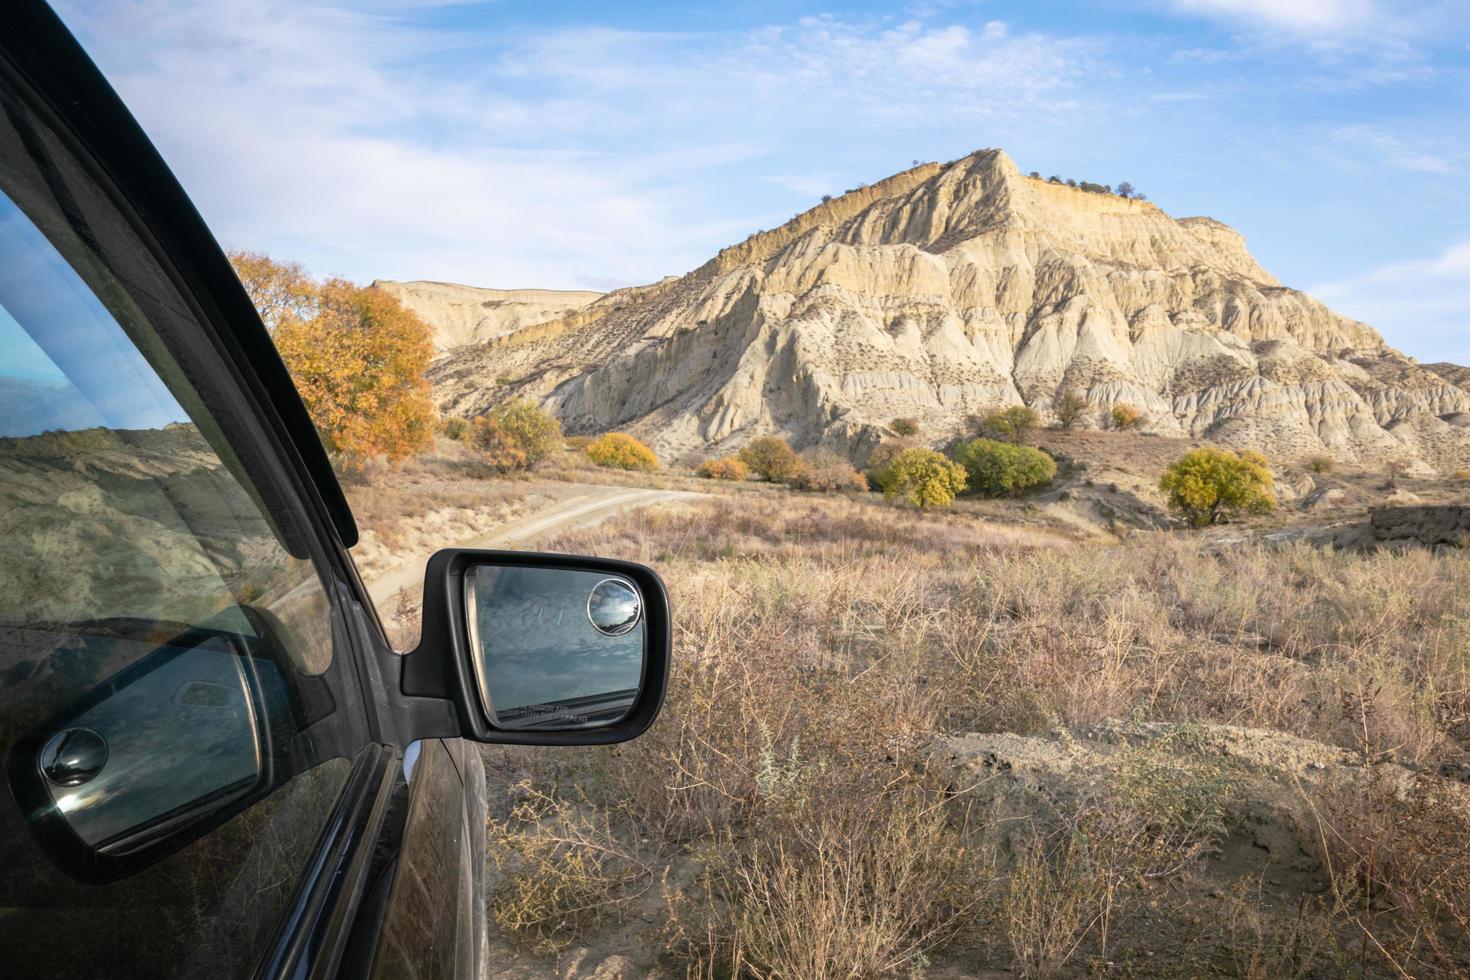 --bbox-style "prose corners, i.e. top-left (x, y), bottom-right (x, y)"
top-left (364, 485), bottom-right (699, 611)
